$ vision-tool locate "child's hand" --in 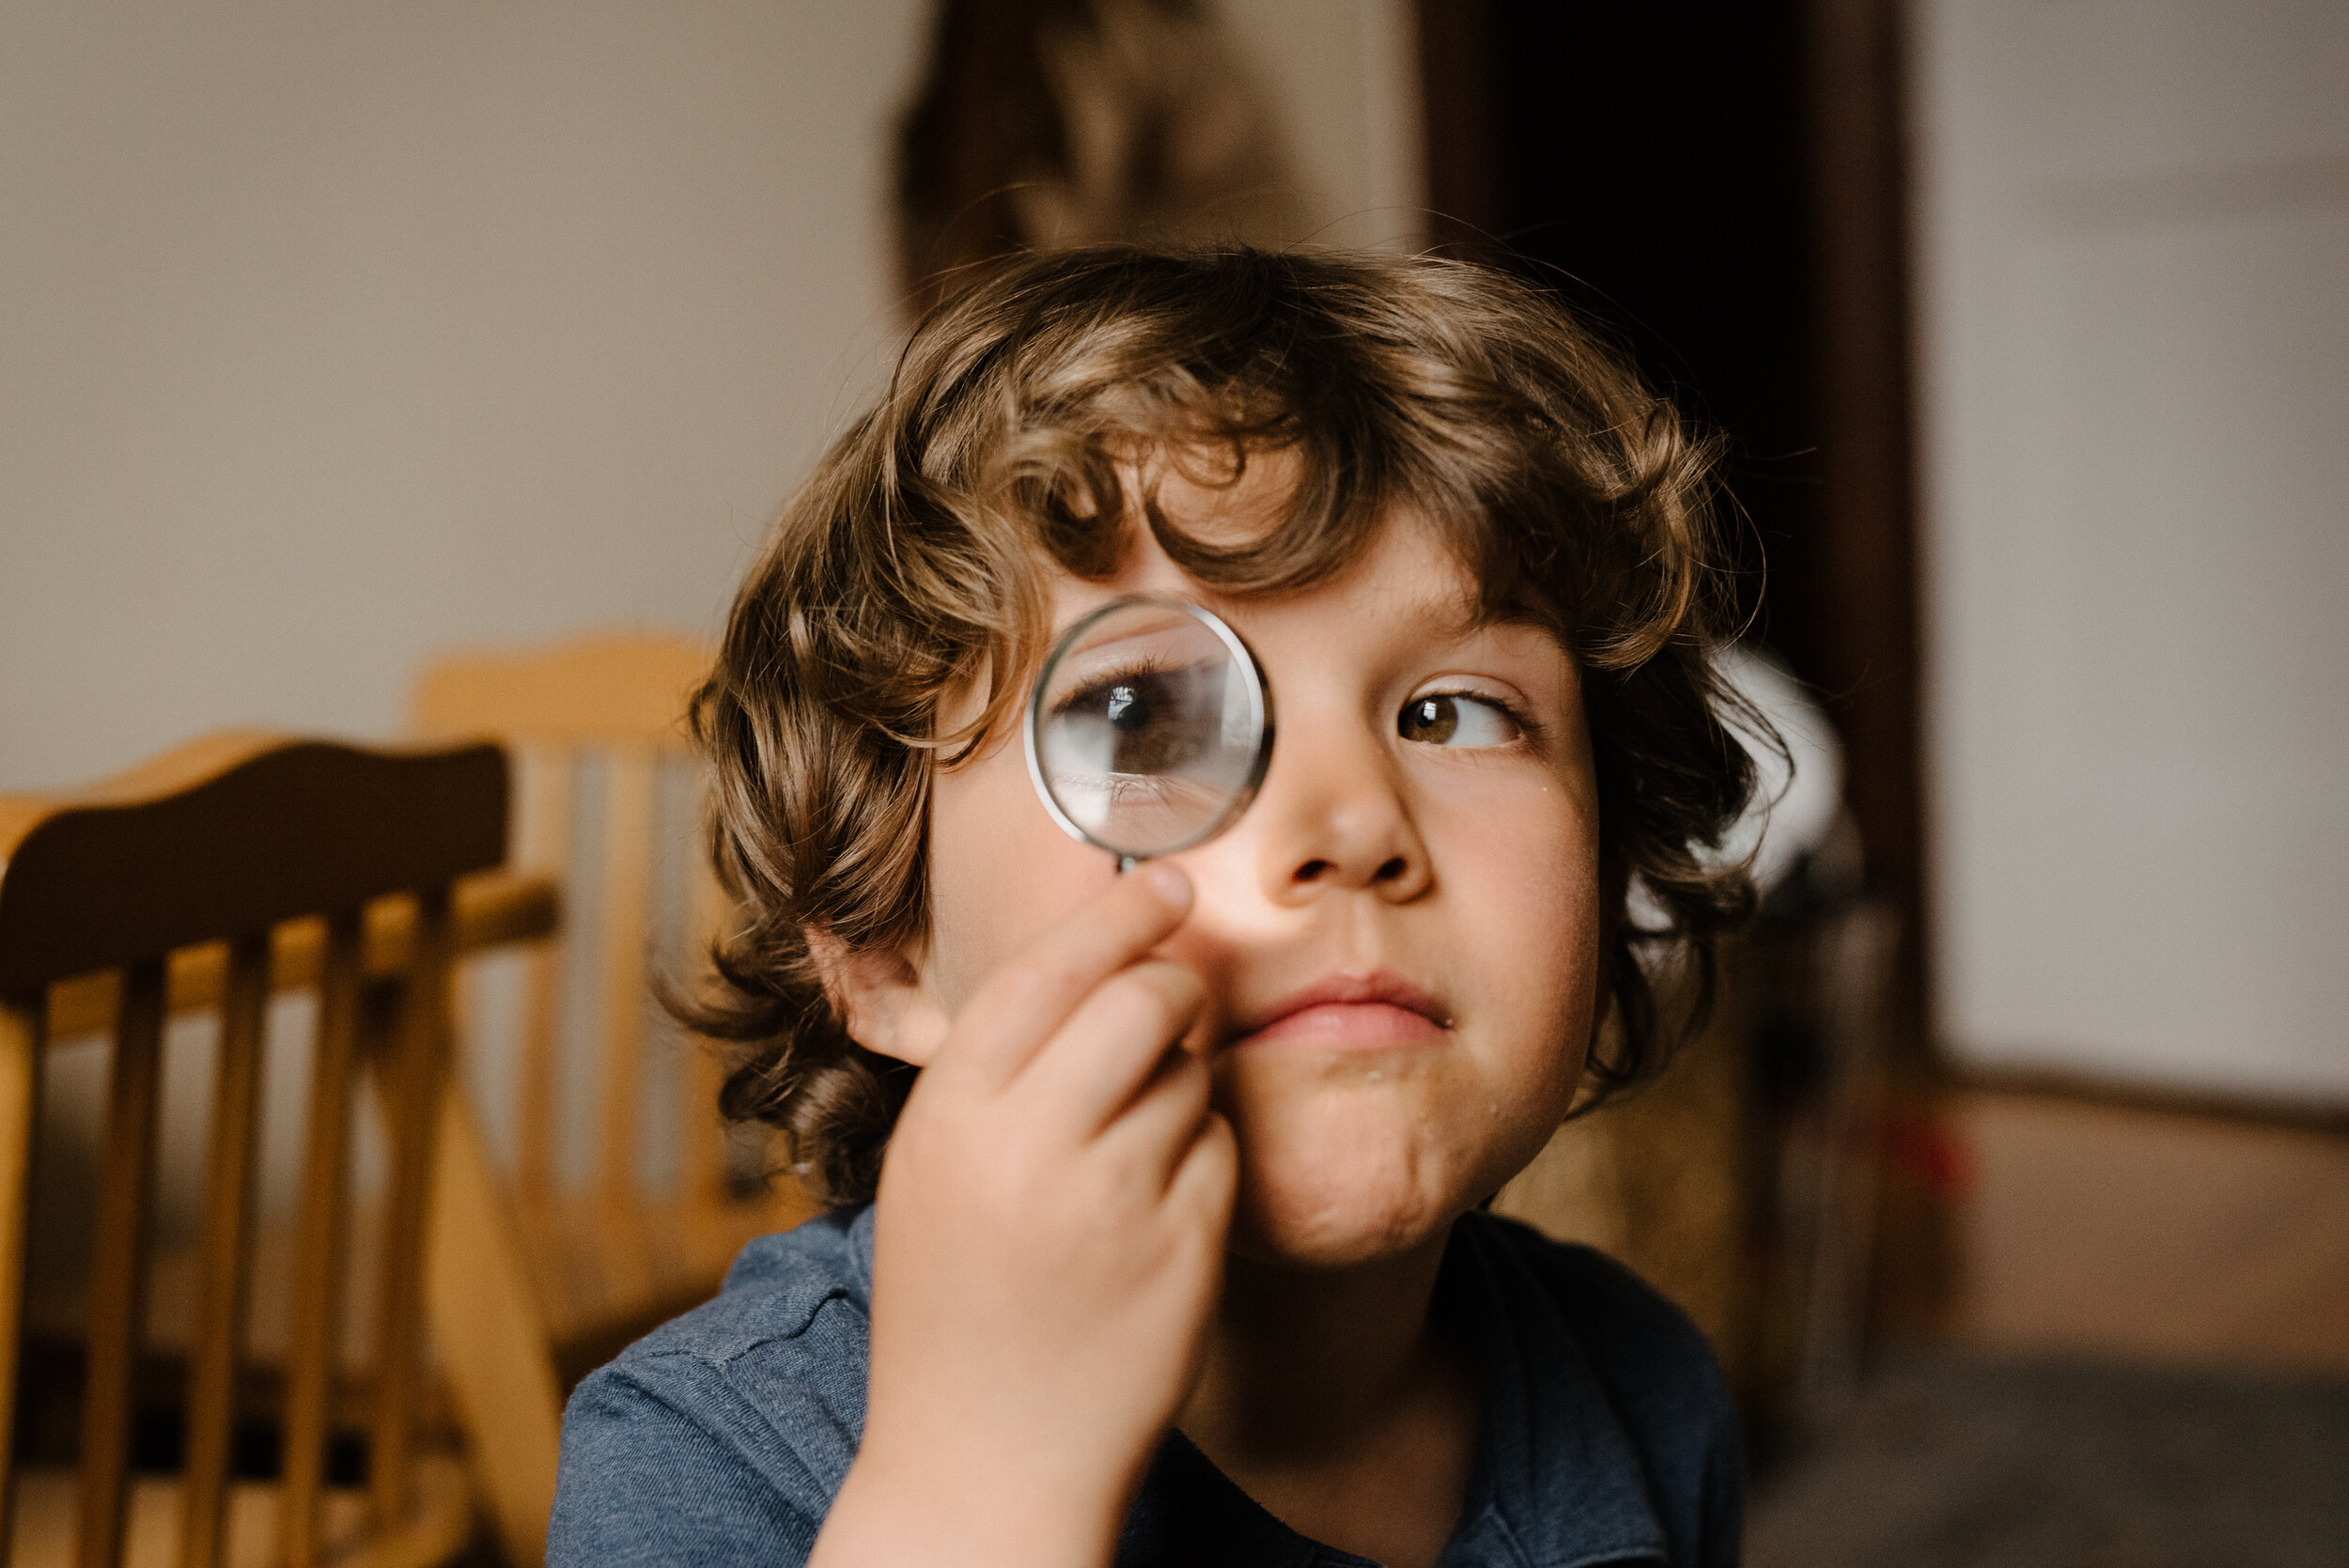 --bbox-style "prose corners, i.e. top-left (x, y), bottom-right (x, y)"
top-left (814, 865), bottom-right (1236, 1568)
